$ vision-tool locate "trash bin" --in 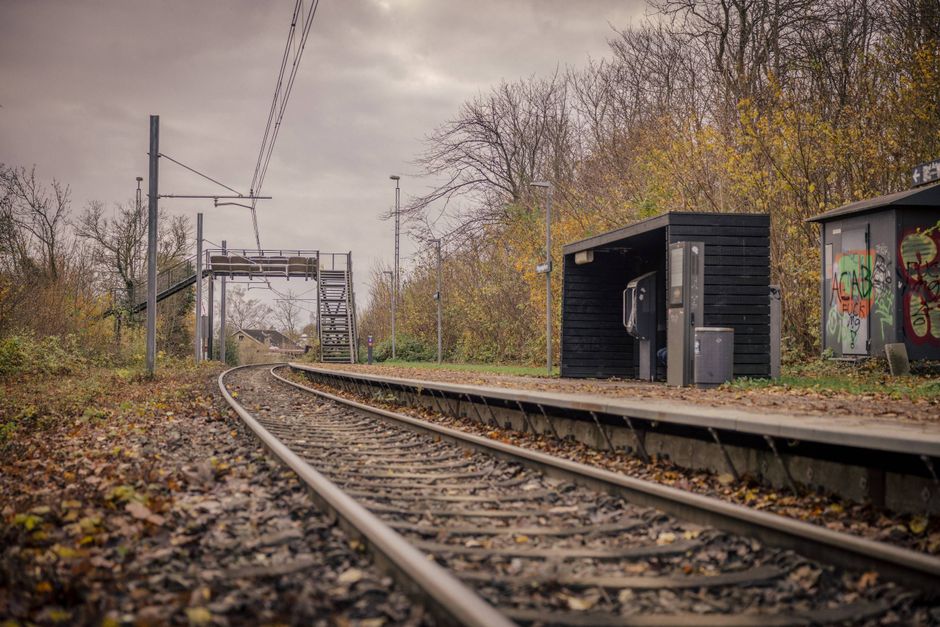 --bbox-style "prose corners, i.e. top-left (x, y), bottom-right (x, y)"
top-left (694, 327), bottom-right (734, 388)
